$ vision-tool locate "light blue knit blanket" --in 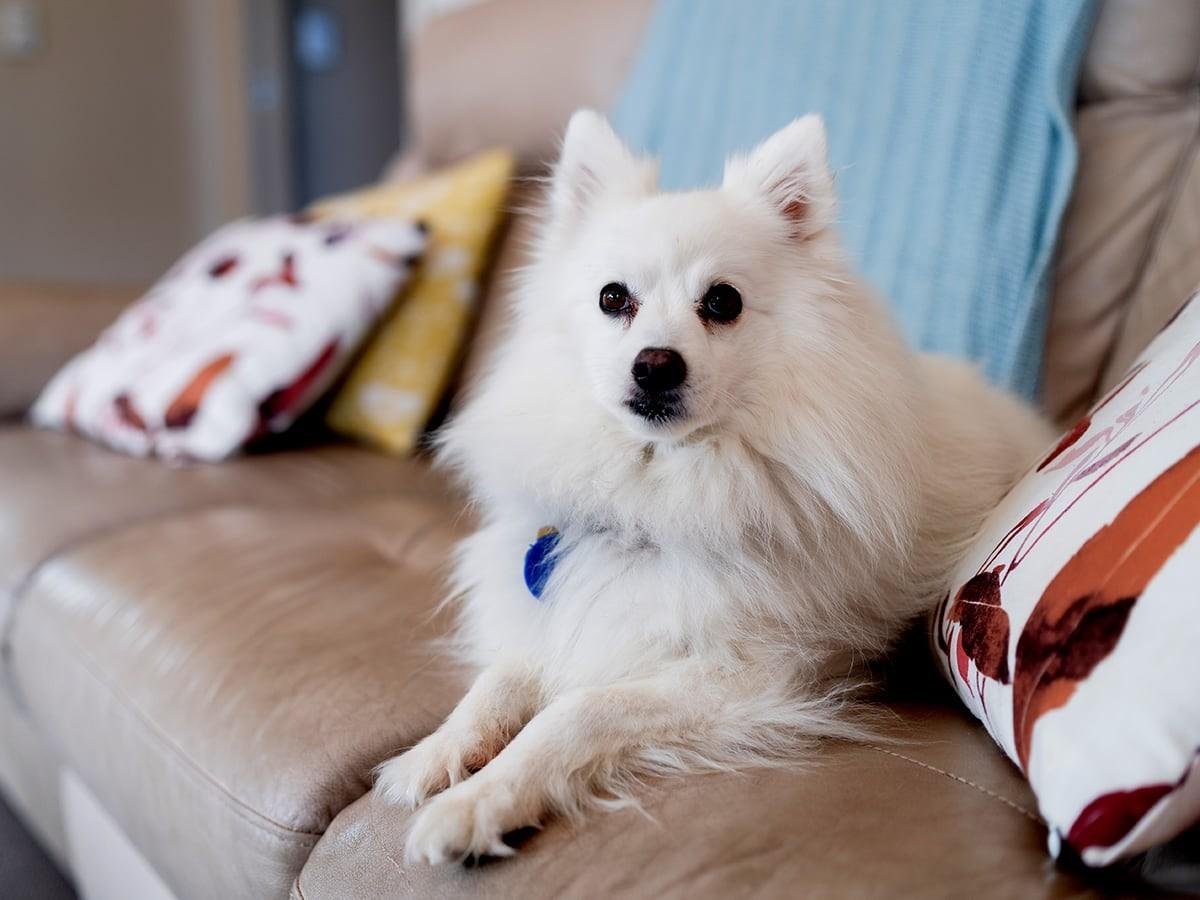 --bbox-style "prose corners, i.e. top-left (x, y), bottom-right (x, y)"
top-left (611, 0), bottom-right (1097, 398)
